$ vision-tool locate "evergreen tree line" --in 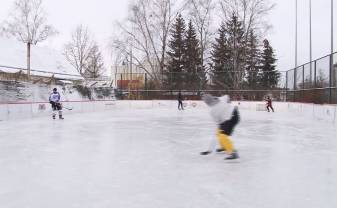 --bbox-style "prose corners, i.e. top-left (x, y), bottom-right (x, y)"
top-left (164, 14), bottom-right (280, 91)
top-left (163, 14), bottom-right (206, 90)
